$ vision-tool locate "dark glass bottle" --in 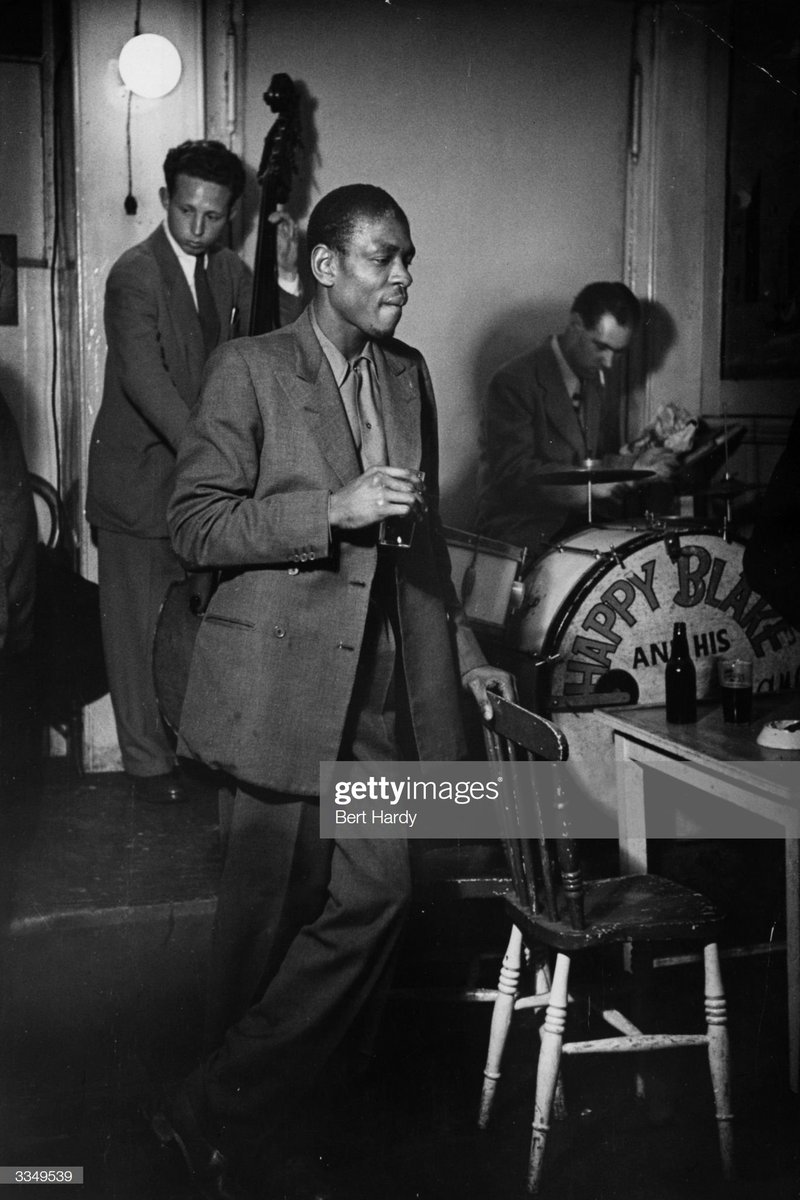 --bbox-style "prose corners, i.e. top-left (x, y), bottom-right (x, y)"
top-left (665, 621), bottom-right (697, 724)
